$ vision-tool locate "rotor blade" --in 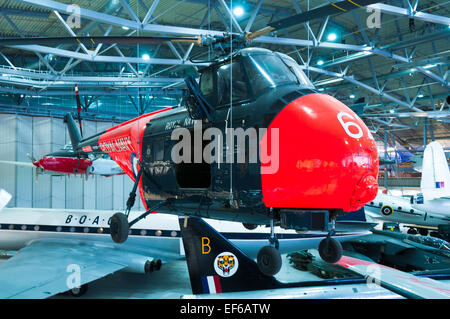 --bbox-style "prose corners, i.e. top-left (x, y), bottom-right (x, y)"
top-left (0, 36), bottom-right (202, 47)
top-left (270, 0), bottom-right (382, 32)
top-left (74, 85), bottom-right (83, 138)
